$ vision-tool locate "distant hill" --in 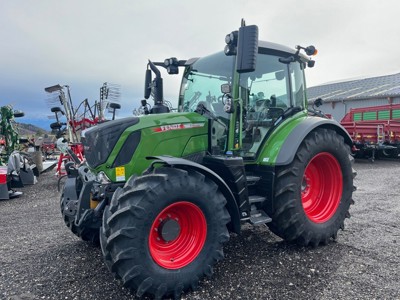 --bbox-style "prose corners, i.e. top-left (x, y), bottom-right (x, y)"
top-left (19, 119), bottom-right (53, 131)
top-left (16, 122), bottom-right (50, 137)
